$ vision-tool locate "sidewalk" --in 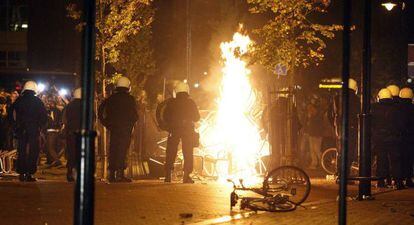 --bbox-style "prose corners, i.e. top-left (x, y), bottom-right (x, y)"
top-left (204, 189), bottom-right (414, 225)
top-left (0, 175), bottom-right (413, 225)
